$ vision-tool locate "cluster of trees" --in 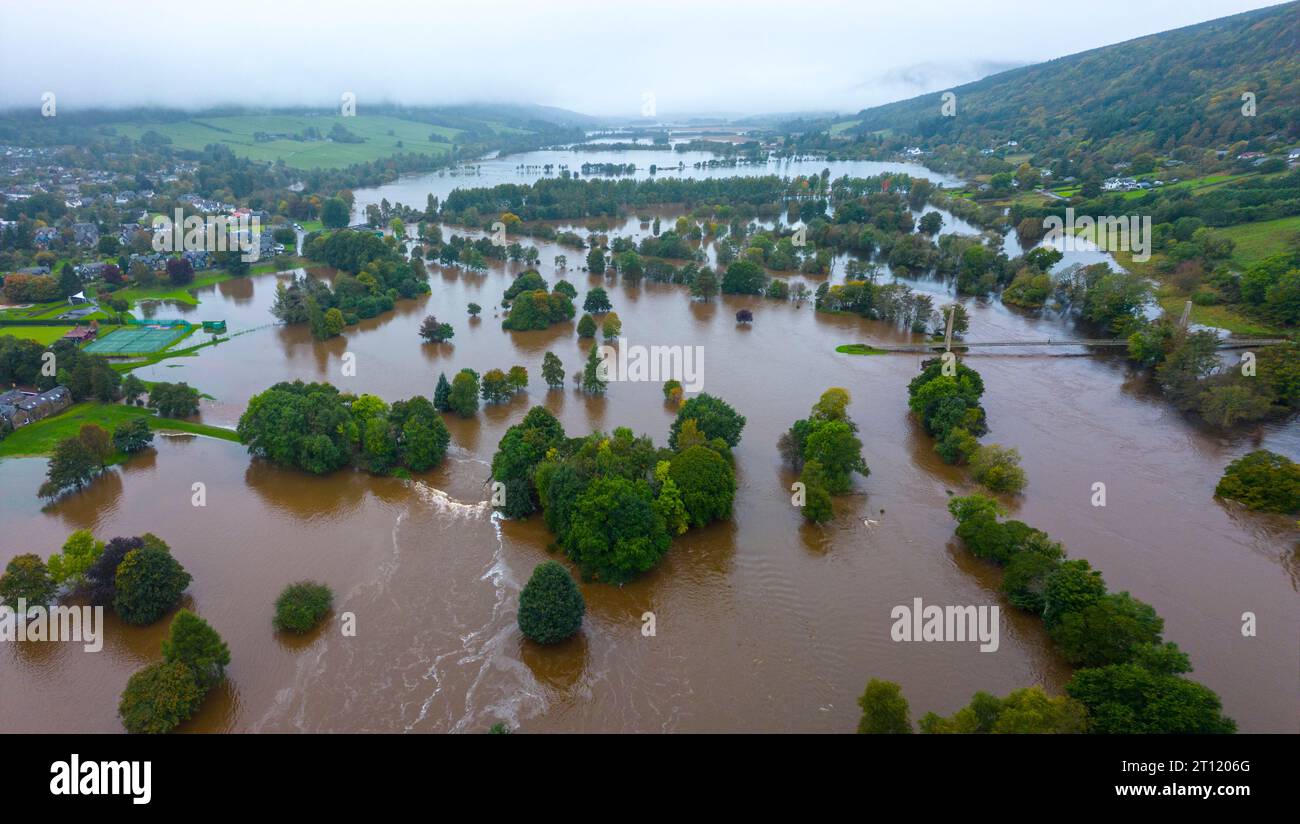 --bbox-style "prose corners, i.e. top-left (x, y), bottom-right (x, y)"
top-left (907, 357), bottom-right (1026, 493)
top-left (1217, 244), bottom-right (1300, 328)
top-left (942, 495), bottom-right (1235, 733)
top-left (418, 315), bottom-right (454, 343)
top-left (480, 365), bottom-right (529, 404)
top-left (1215, 450), bottom-right (1300, 514)
top-left (1001, 247), bottom-right (1065, 308)
top-left (777, 388), bottom-right (870, 523)
top-left (38, 417), bottom-right (155, 499)
top-left (0, 337), bottom-right (120, 407)
top-left (815, 278), bottom-right (936, 332)
top-left (119, 608), bottom-right (229, 734)
top-left (489, 397), bottom-right (743, 583)
top-left (237, 381), bottom-right (450, 475)
top-left (500, 271), bottom-right (576, 331)
top-left (856, 679), bottom-right (1087, 734)
top-left (0, 532), bottom-right (191, 629)
top-left (440, 176), bottom-right (796, 223)
top-left (276, 229), bottom-right (430, 338)
top-left (1128, 327), bottom-right (1299, 429)
top-left (434, 369), bottom-right (482, 418)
